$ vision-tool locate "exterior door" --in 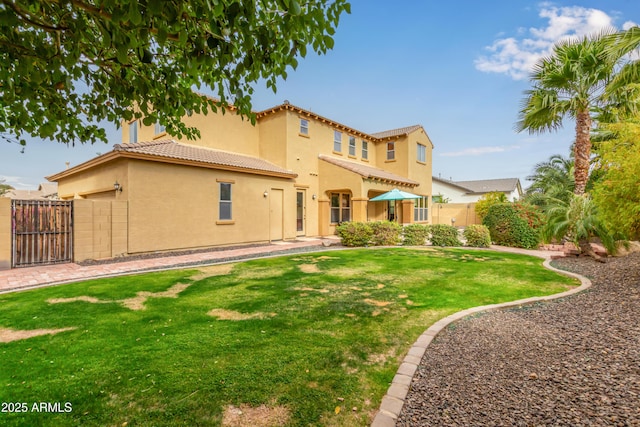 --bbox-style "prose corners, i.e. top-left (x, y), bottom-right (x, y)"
top-left (296, 190), bottom-right (306, 236)
top-left (269, 188), bottom-right (284, 241)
